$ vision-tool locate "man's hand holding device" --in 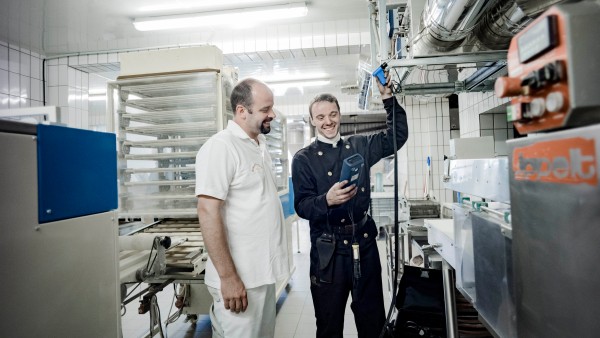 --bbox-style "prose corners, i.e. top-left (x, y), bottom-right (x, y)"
top-left (326, 154), bottom-right (364, 206)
